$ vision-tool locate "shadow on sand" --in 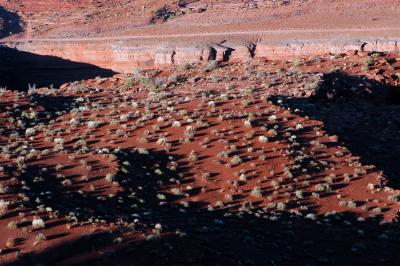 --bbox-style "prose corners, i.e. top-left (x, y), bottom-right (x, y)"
top-left (0, 6), bottom-right (22, 38)
top-left (4, 147), bottom-right (400, 266)
top-left (0, 46), bottom-right (116, 90)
